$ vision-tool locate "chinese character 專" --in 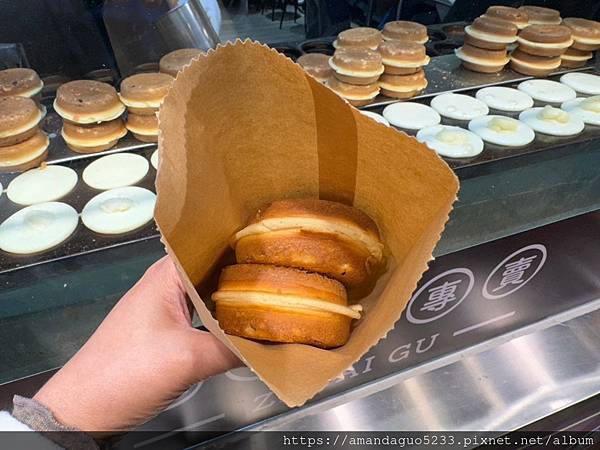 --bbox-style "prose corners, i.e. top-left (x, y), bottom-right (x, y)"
top-left (421, 279), bottom-right (462, 312)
